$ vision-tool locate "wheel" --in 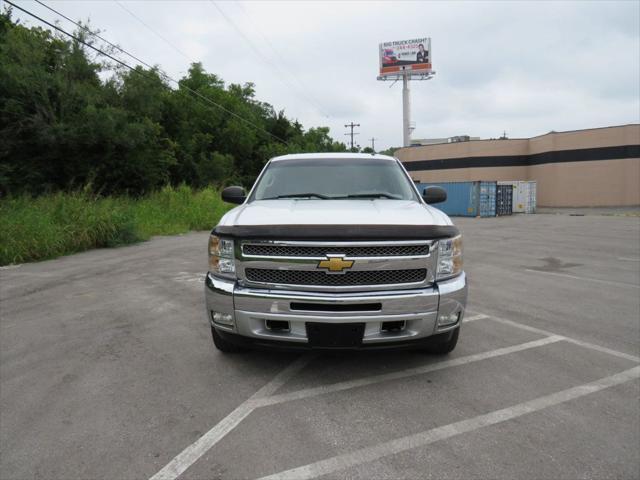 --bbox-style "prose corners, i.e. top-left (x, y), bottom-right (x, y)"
top-left (425, 326), bottom-right (460, 354)
top-left (211, 327), bottom-right (246, 353)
